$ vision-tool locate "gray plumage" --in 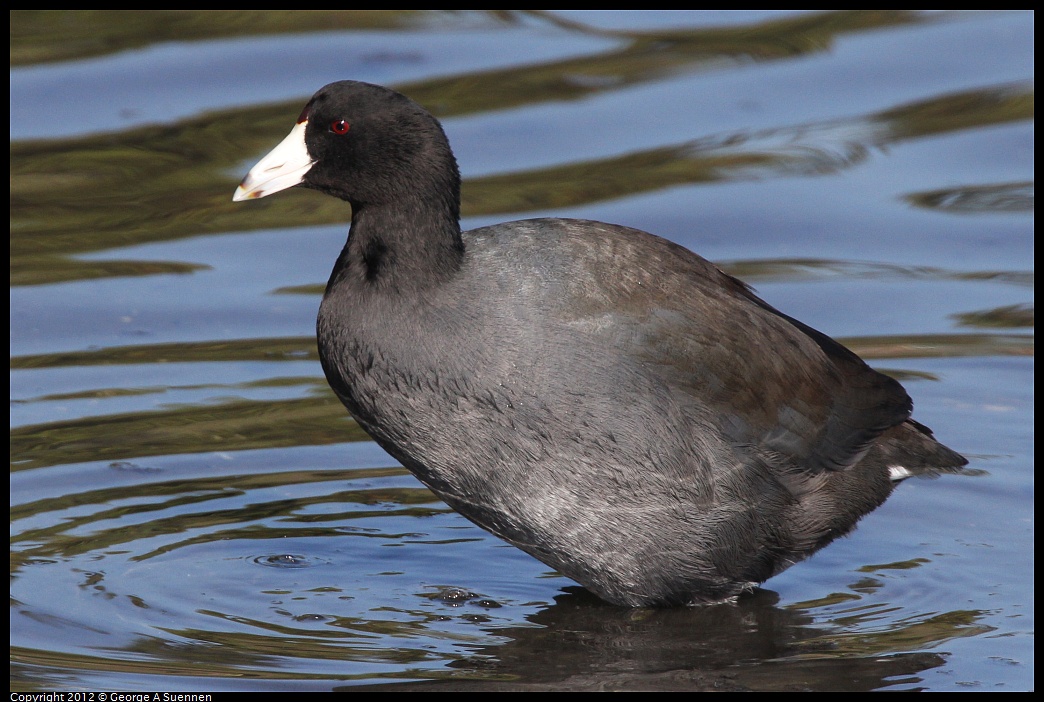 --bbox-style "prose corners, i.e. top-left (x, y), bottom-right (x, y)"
top-left (236, 80), bottom-right (966, 607)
